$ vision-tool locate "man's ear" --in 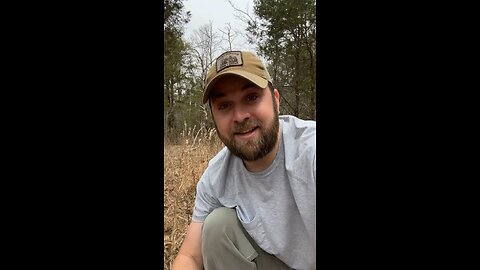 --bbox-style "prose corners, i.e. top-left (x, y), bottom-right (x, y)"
top-left (274, 89), bottom-right (280, 113)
